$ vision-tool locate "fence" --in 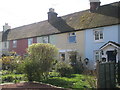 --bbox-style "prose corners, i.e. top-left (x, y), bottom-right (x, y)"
top-left (97, 62), bottom-right (118, 88)
top-left (118, 61), bottom-right (120, 85)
